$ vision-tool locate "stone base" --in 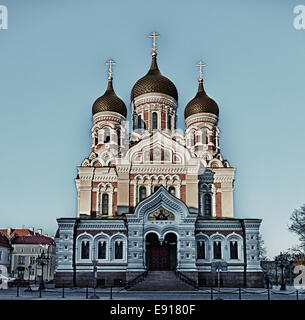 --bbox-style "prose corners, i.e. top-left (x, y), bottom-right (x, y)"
top-left (198, 271), bottom-right (264, 288)
top-left (54, 272), bottom-right (74, 288)
top-left (55, 271), bottom-right (264, 288)
top-left (55, 272), bottom-right (126, 288)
